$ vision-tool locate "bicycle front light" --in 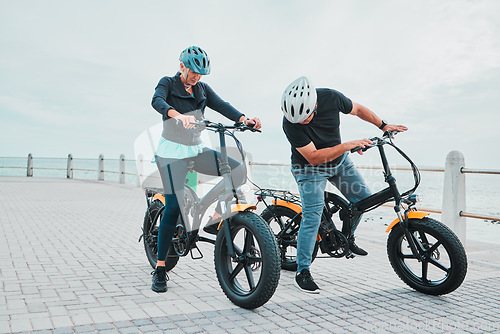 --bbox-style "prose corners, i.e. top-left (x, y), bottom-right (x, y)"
top-left (409, 194), bottom-right (423, 203)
